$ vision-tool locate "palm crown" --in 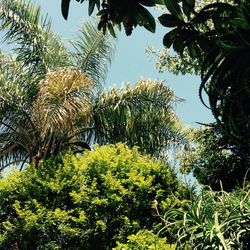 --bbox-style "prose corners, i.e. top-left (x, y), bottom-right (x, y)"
top-left (0, 0), bottom-right (115, 168)
top-left (0, 0), bottom-right (186, 170)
